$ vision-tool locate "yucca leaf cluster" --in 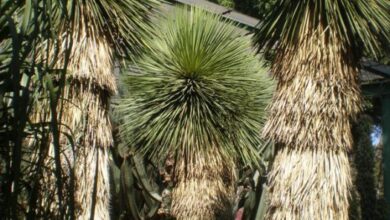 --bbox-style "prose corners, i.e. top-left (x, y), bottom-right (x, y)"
top-left (254, 0), bottom-right (390, 58)
top-left (117, 7), bottom-right (273, 166)
top-left (69, 0), bottom-right (160, 57)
